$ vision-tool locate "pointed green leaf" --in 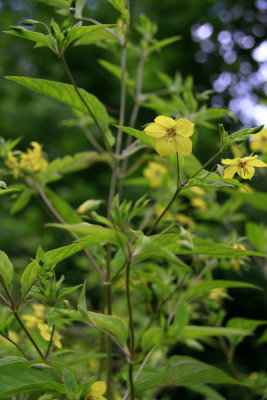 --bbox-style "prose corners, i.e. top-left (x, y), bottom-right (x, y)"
top-left (5, 77), bottom-right (109, 133)
top-left (73, 28), bottom-right (112, 46)
top-left (148, 36), bottom-right (182, 54)
top-left (0, 251), bottom-right (14, 291)
top-left (62, 368), bottom-right (77, 400)
top-left (142, 327), bottom-right (163, 352)
top-left (11, 189), bottom-right (33, 215)
top-left (182, 326), bottom-right (251, 340)
top-left (65, 25), bottom-right (113, 49)
top-left (115, 125), bottom-right (156, 149)
top-left (44, 187), bottom-right (82, 224)
top-left (246, 221), bottom-right (266, 252)
top-left (4, 27), bottom-right (54, 49)
top-left (108, 0), bottom-right (126, 13)
top-left (77, 281), bottom-right (87, 314)
top-left (183, 280), bottom-right (261, 301)
top-left (20, 261), bottom-right (40, 296)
